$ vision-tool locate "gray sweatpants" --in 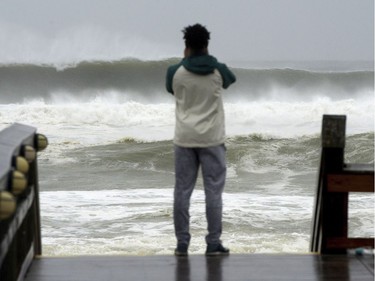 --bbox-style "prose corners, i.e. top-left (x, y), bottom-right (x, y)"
top-left (173, 144), bottom-right (226, 246)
